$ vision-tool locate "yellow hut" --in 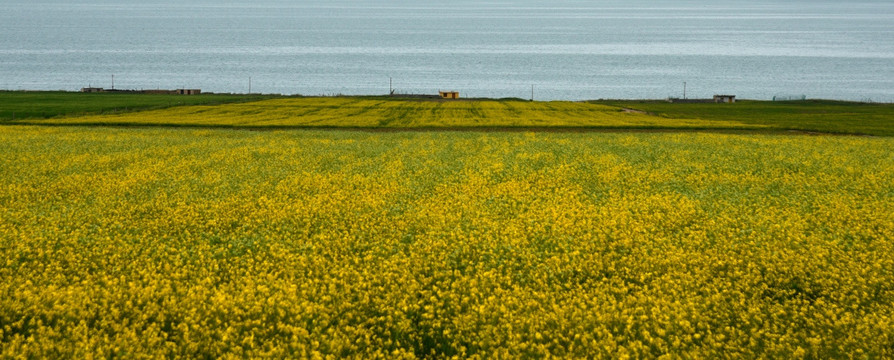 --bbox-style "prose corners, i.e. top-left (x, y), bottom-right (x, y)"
top-left (439, 91), bottom-right (459, 99)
